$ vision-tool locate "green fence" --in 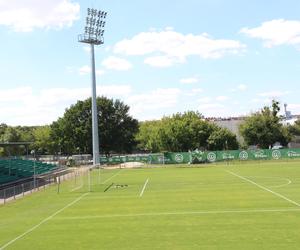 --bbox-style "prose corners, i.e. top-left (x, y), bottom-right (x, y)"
top-left (100, 148), bottom-right (300, 165)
